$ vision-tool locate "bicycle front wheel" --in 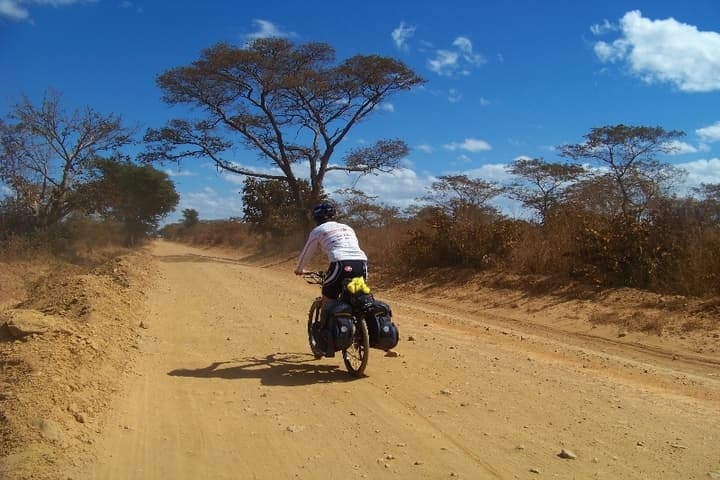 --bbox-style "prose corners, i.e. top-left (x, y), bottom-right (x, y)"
top-left (343, 318), bottom-right (369, 377)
